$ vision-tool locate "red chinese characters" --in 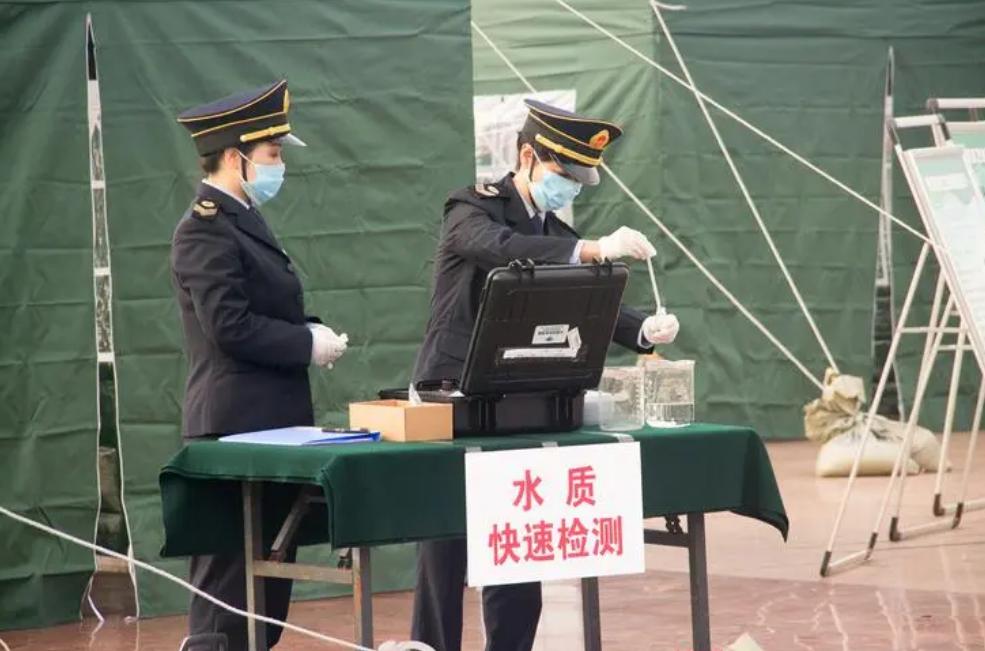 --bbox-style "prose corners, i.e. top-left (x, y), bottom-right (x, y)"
top-left (593, 516), bottom-right (624, 556)
top-left (523, 520), bottom-right (555, 562)
top-left (488, 523), bottom-right (521, 566)
top-left (512, 469), bottom-right (544, 512)
top-left (489, 515), bottom-right (624, 565)
top-left (558, 517), bottom-right (590, 559)
top-left (489, 466), bottom-right (625, 567)
top-left (566, 465), bottom-right (597, 507)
